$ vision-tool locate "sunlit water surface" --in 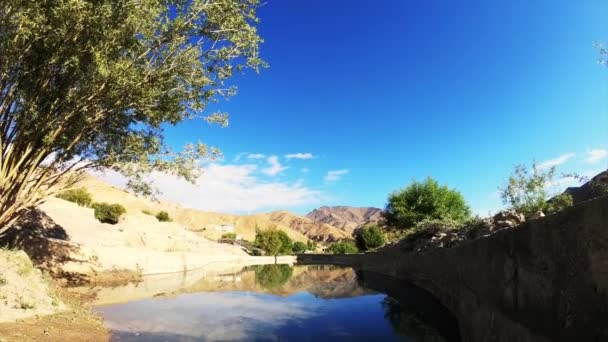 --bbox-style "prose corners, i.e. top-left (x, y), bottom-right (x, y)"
top-left (92, 265), bottom-right (458, 341)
